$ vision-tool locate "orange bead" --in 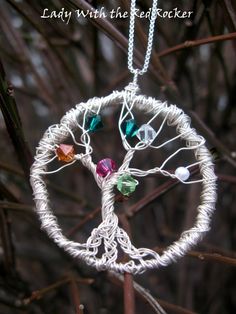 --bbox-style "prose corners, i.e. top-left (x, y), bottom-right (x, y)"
top-left (56, 144), bottom-right (75, 162)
